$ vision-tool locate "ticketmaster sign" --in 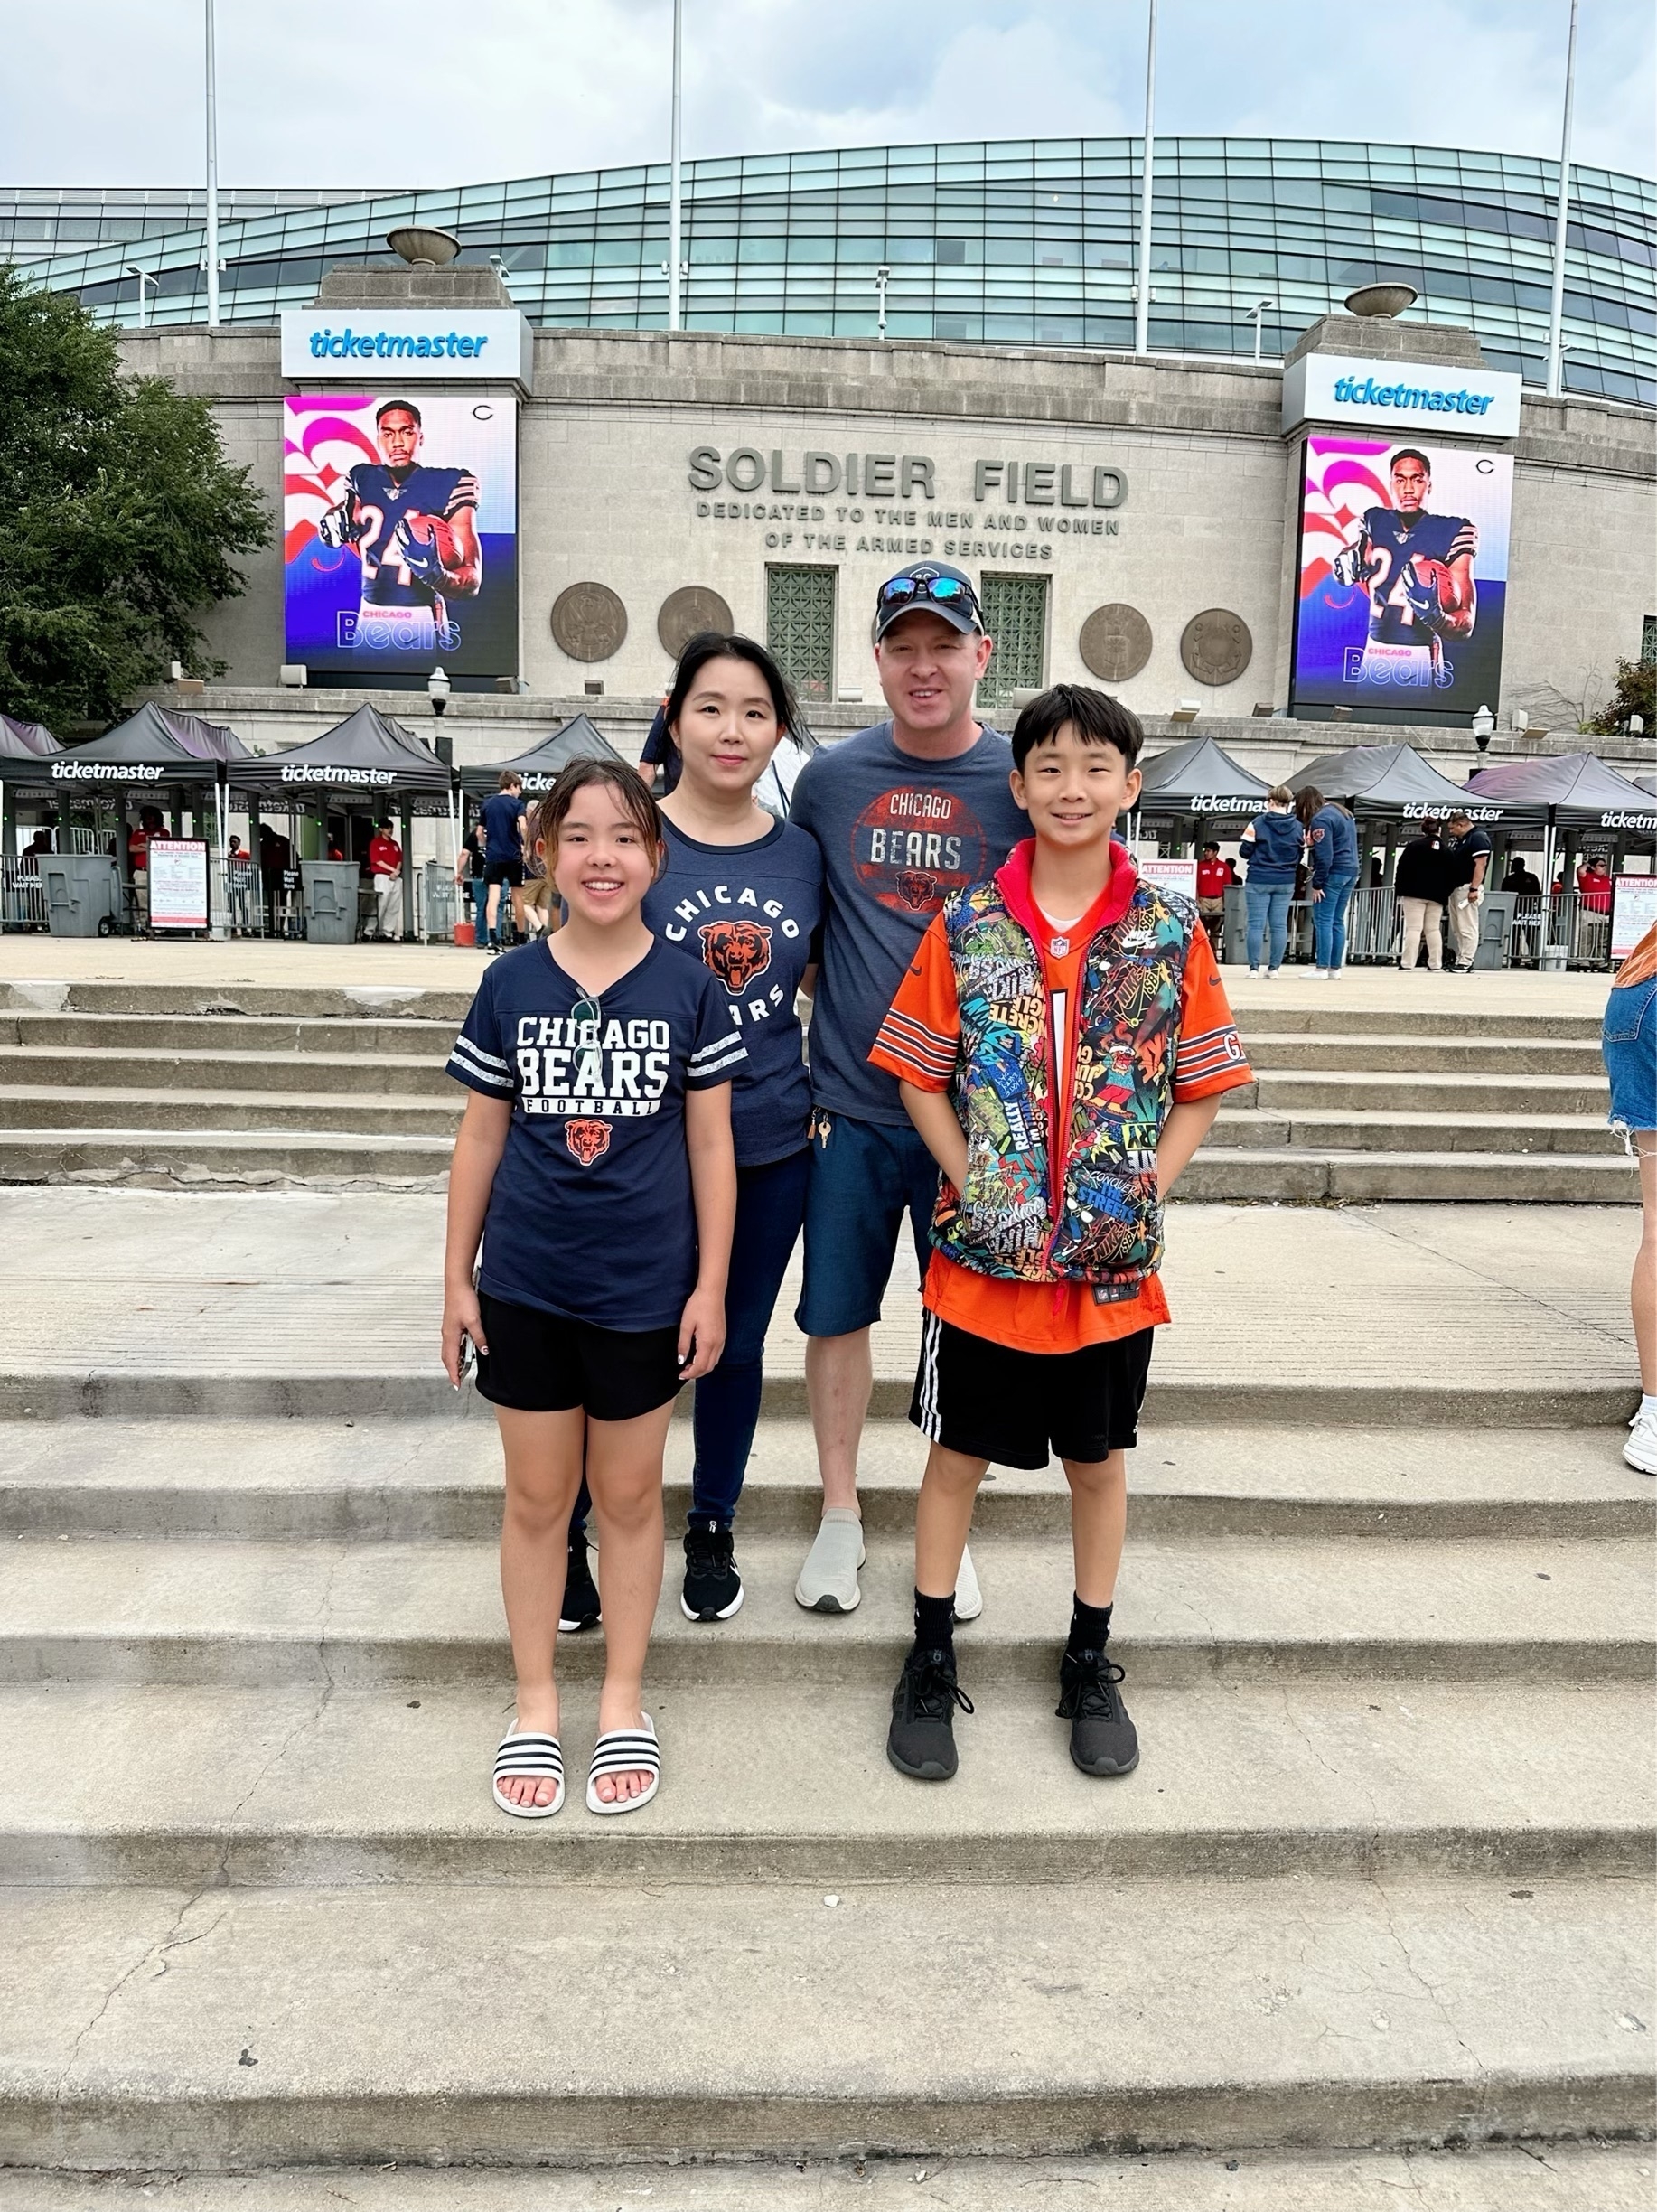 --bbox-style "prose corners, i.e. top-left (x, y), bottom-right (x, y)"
top-left (279, 310), bottom-right (535, 389)
top-left (1283, 352), bottom-right (1521, 439)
